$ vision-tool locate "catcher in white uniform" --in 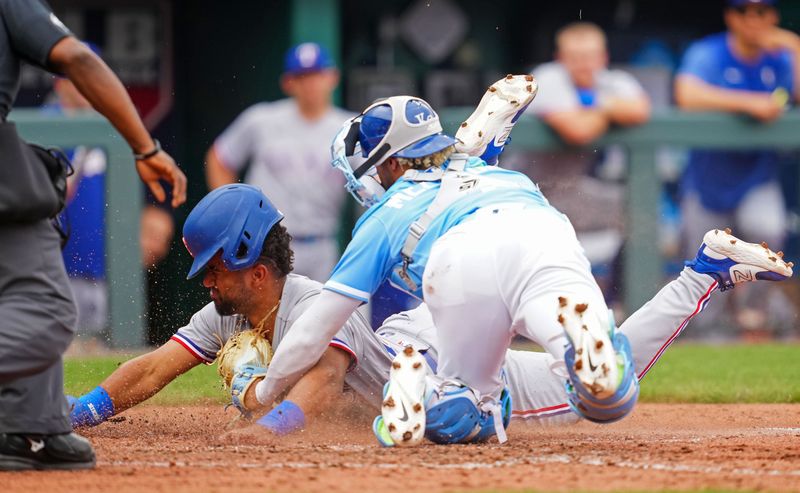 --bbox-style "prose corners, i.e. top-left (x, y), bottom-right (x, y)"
top-left (250, 76), bottom-right (793, 447)
top-left (70, 79), bottom-right (792, 441)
